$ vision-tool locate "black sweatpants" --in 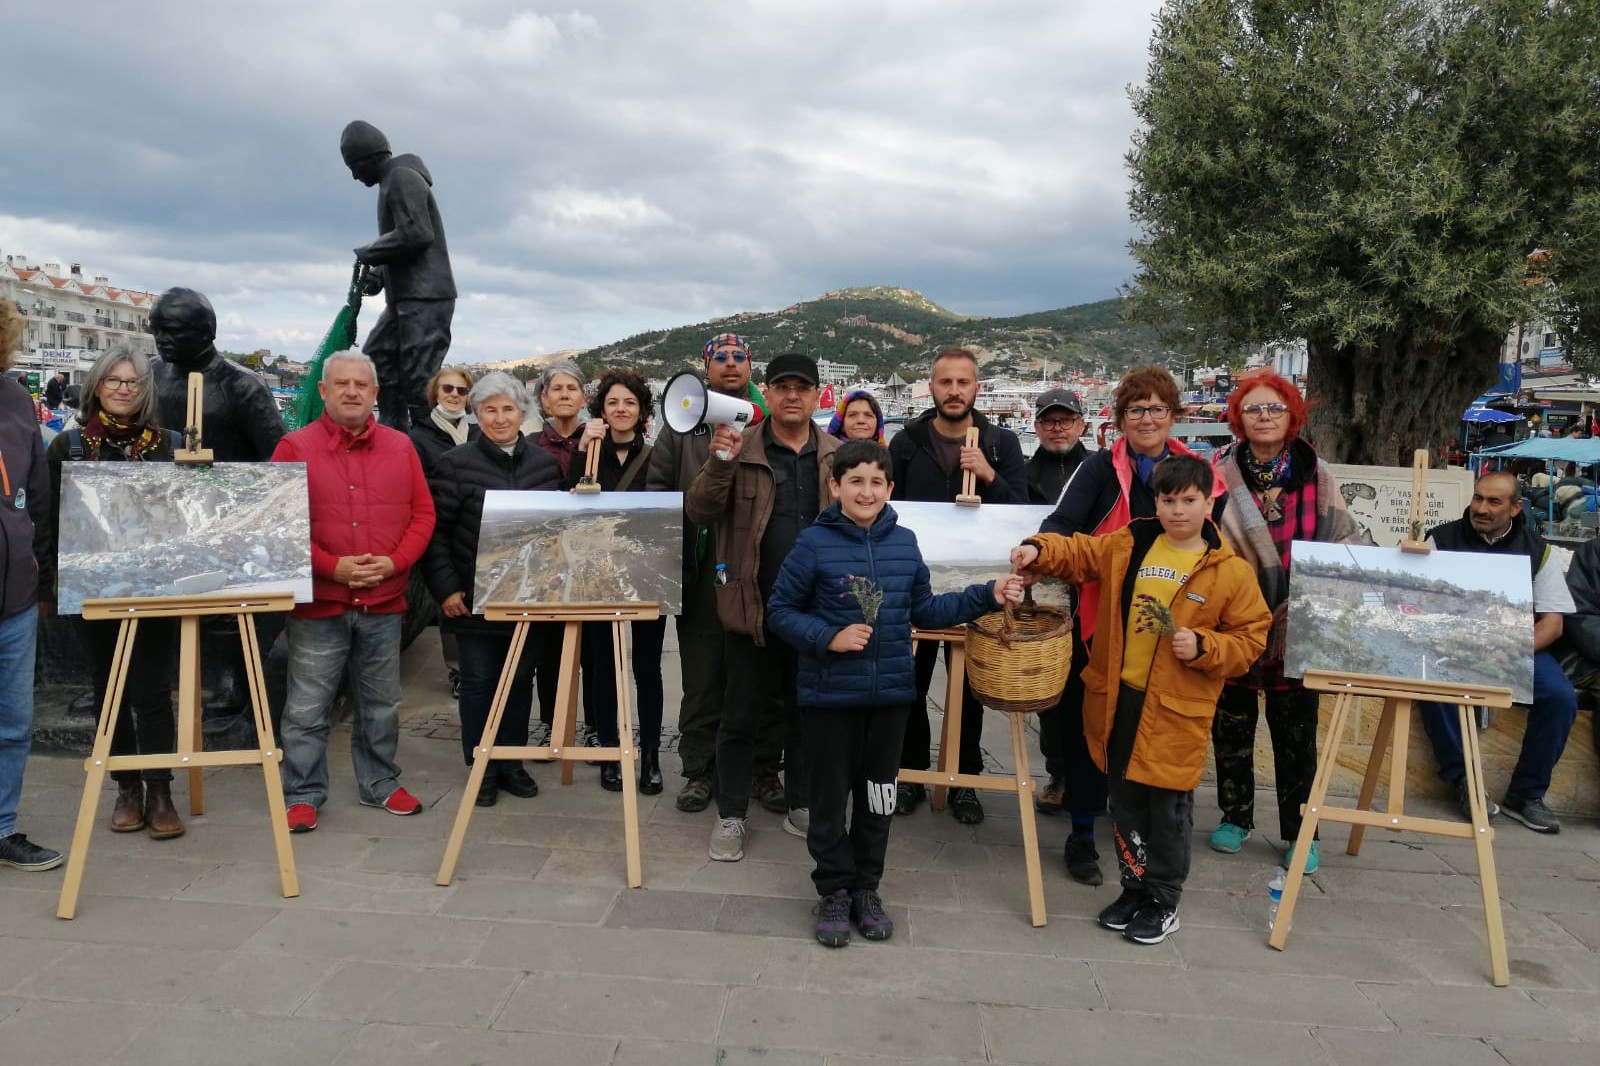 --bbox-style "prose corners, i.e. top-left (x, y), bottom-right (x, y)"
top-left (1036, 628), bottom-right (1108, 818)
top-left (803, 703), bottom-right (909, 895)
top-left (718, 630), bottom-right (804, 818)
top-left (1108, 684), bottom-right (1194, 909)
top-left (902, 640), bottom-right (985, 775)
top-left (1210, 682), bottom-right (1320, 841)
